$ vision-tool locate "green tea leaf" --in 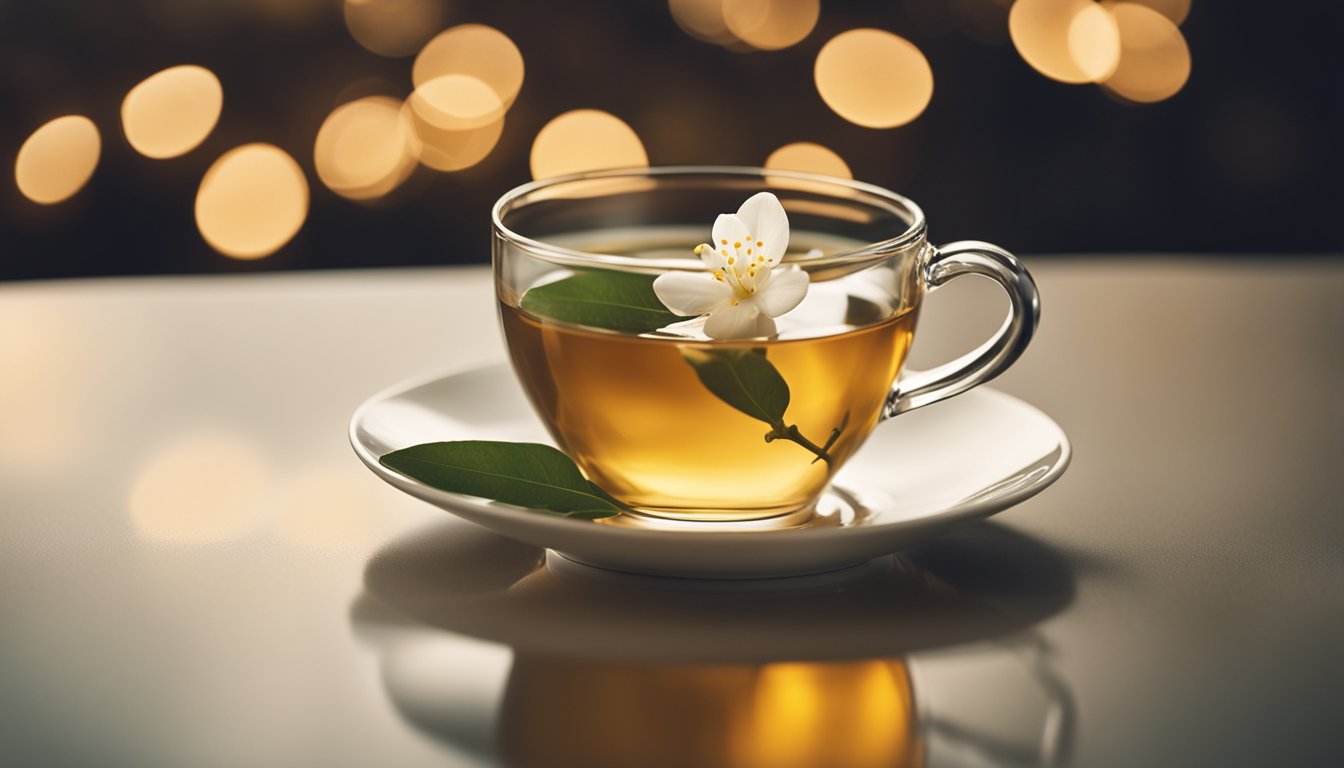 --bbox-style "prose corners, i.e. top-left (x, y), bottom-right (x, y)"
top-left (380, 441), bottom-right (620, 518)
top-left (585, 481), bottom-right (626, 508)
top-left (682, 348), bottom-right (790, 426)
top-left (519, 271), bottom-right (682, 333)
